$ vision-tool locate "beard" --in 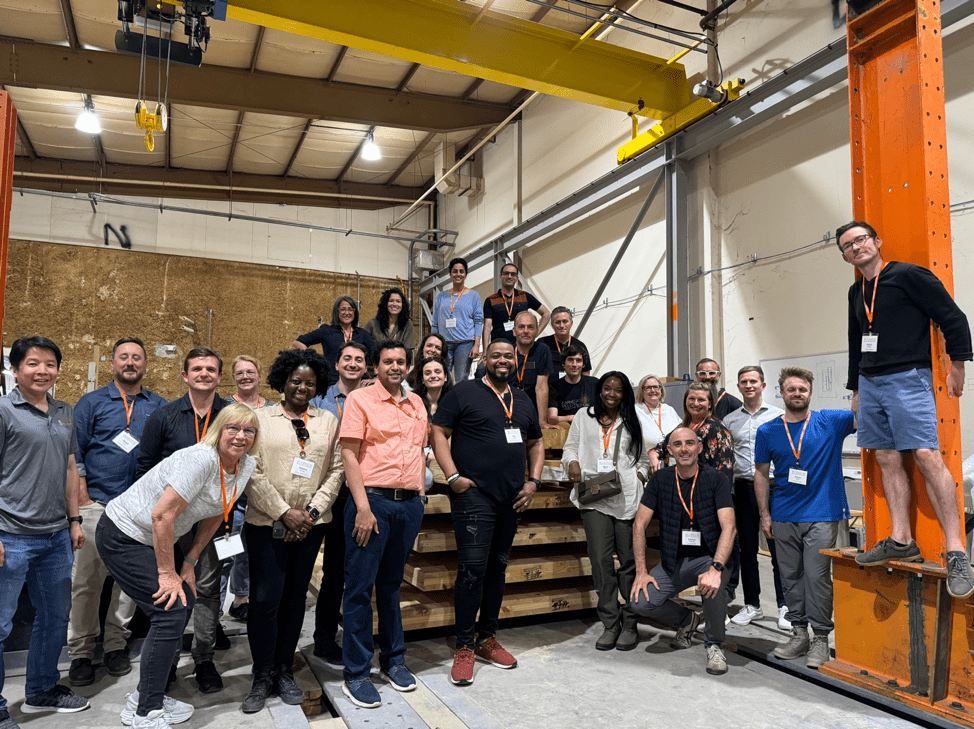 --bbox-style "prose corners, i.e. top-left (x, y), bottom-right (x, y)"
top-left (486, 367), bottom-right (511, 386)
